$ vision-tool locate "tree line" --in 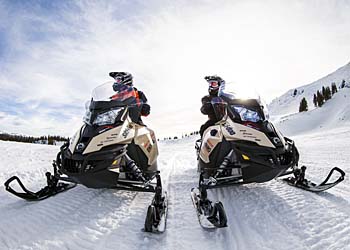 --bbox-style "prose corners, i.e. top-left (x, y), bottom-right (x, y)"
top-left (0, 133), bottom-right (68, 145)
top-left (161, 131), bottom-right (200, 141)
top-left (298, 80), bottom-right (347, 112)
